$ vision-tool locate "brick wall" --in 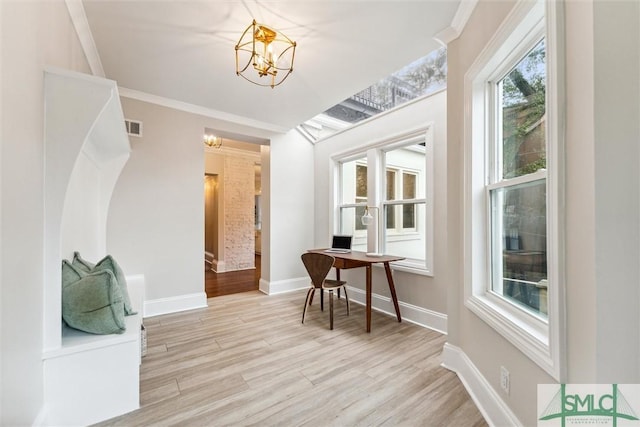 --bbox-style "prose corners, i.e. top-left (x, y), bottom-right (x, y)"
top-left (223, 156), bottom-right (256, 271)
